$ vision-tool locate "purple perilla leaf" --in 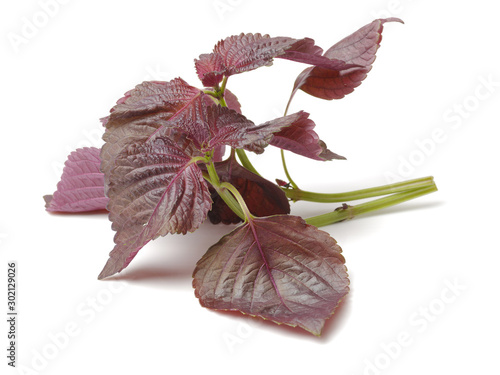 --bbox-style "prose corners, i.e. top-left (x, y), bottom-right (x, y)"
top-left (211, 89), bottom-right (241, 160)
top-left (44, 147), bottom-right (108, 213)
top-left (288, 18), bottom-right (403, 102)
top-left (269, 112), bottom-right (346, 161)
top-left (193, 215), bottom-right (349, 336)
top-left (202, 105), bottom-right (308, 154)
top-left (194, 53), bottom-right (225, 88)
top-left (98, 83), bottom-right (305, 279)
top-left (195, 33), bottom-right (358, 87)
top-left (154, 94), bottom-right (308, 155)
top-left (223, 89), bottom-right (242, 114)
top-left (279, 37), bottom-right (356, 70)
top-left (195, 34), bottom-right (298, 87)
top-left (98, 129), bottom-right (211, 280)
top-left (100, 78), bottom-right (201, 189)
